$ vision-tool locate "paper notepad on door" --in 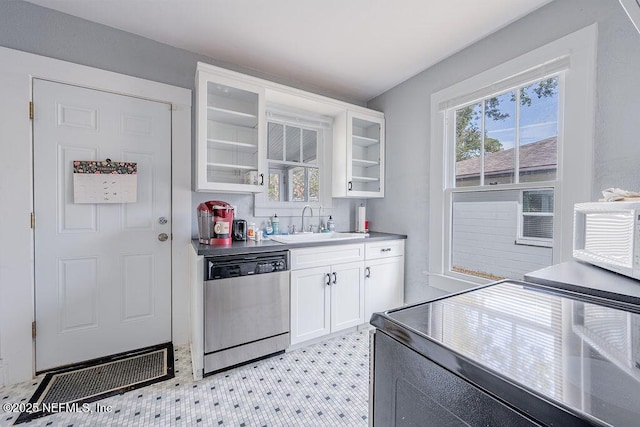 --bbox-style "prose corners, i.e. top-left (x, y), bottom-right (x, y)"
top-left (73, 160), bottom-right (137, 203)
